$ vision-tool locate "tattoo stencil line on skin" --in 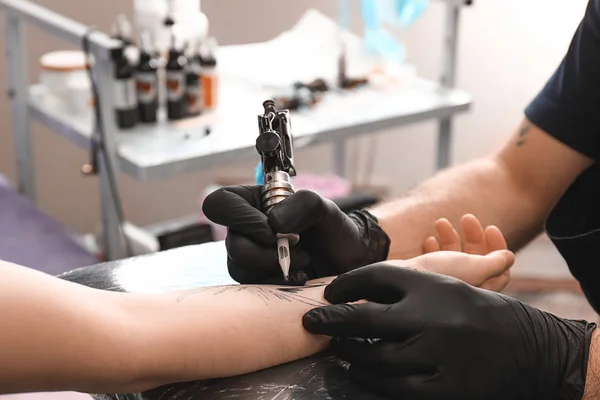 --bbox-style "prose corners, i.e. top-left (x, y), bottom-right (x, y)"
top-left (276, 284), bottom-right (327, 293)
top-left (176, 284), bottom-right (329, 306)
